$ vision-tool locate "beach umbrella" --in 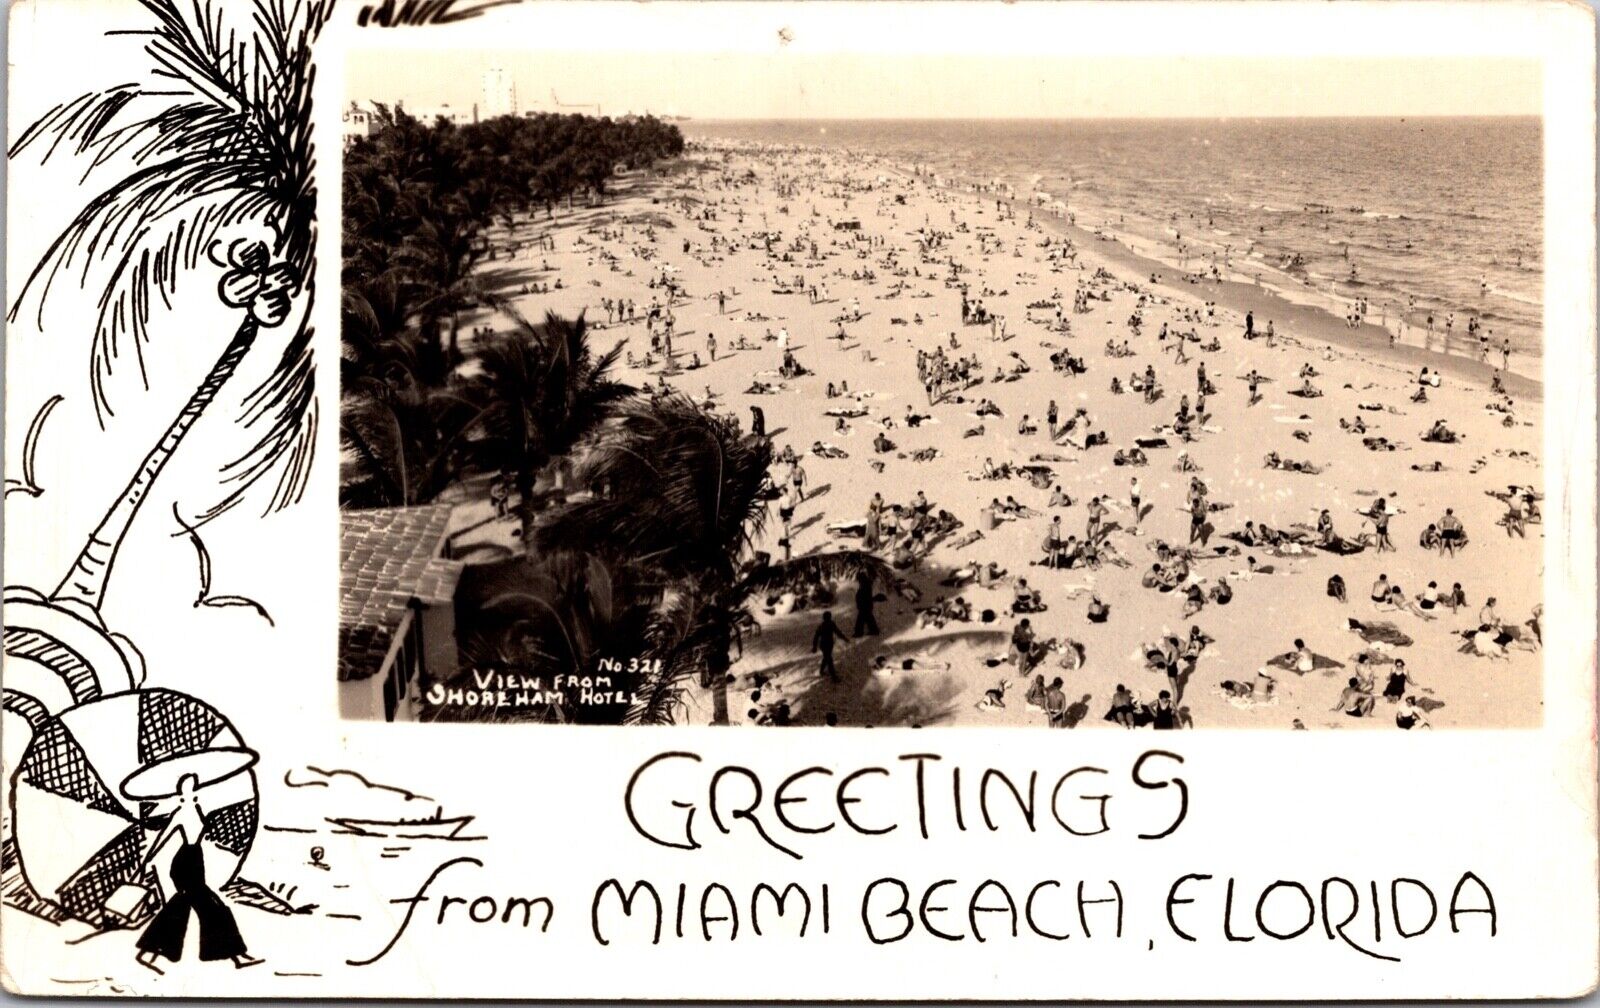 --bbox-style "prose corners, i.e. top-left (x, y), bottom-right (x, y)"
top-left (3, 588), bottom-right (258, 931)
top-left (10, 688), bottom-right (258, 929)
